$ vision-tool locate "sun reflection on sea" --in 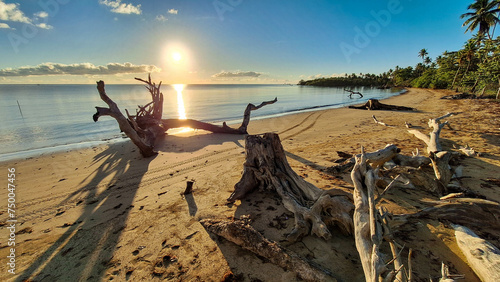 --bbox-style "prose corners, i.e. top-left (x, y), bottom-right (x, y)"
top-left (172, 84), bottom-right (193, 134)
top-left (173, 84), bottom-right (187, 120)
